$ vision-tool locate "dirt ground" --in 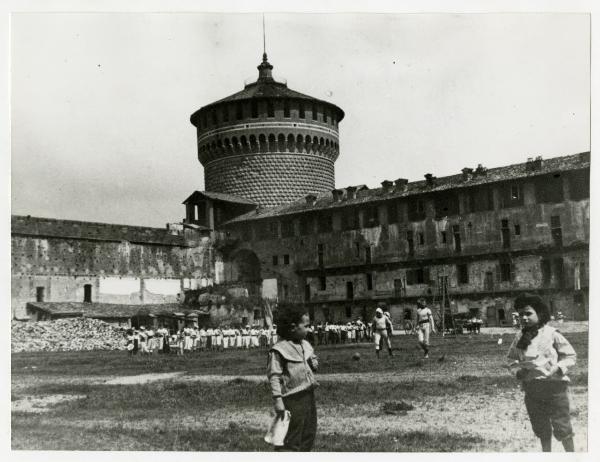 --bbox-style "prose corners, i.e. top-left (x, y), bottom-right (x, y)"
top-left (11, 330), bottom-right (588, 452)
